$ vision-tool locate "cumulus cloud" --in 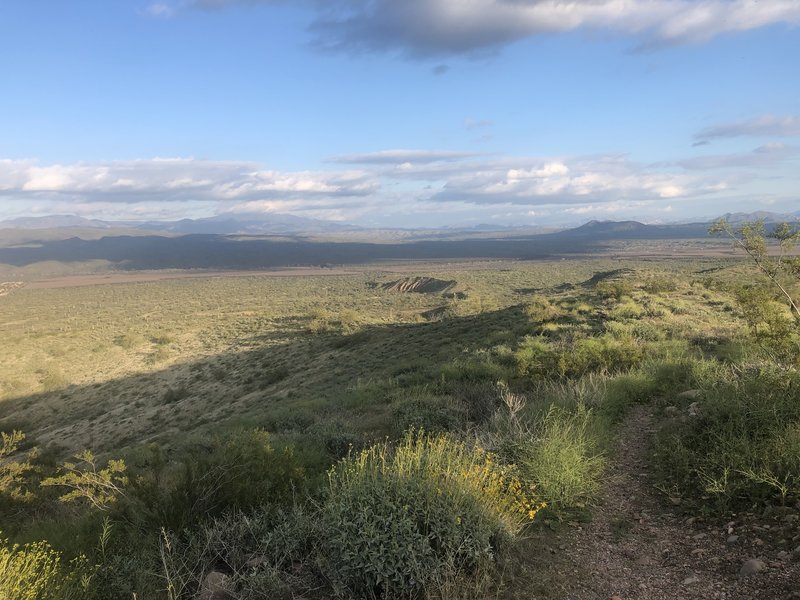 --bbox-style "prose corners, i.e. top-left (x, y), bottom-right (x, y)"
top-left (0, 158), bottom-right (378, 208)
top-left (1, 147), bottom-right (792, 222)
top-left (172, 0), bottom-right (800, 57)
top-left (696, 115), bottom-right (800, 141)
top-left (427, 154), bottom-right (725, 205)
